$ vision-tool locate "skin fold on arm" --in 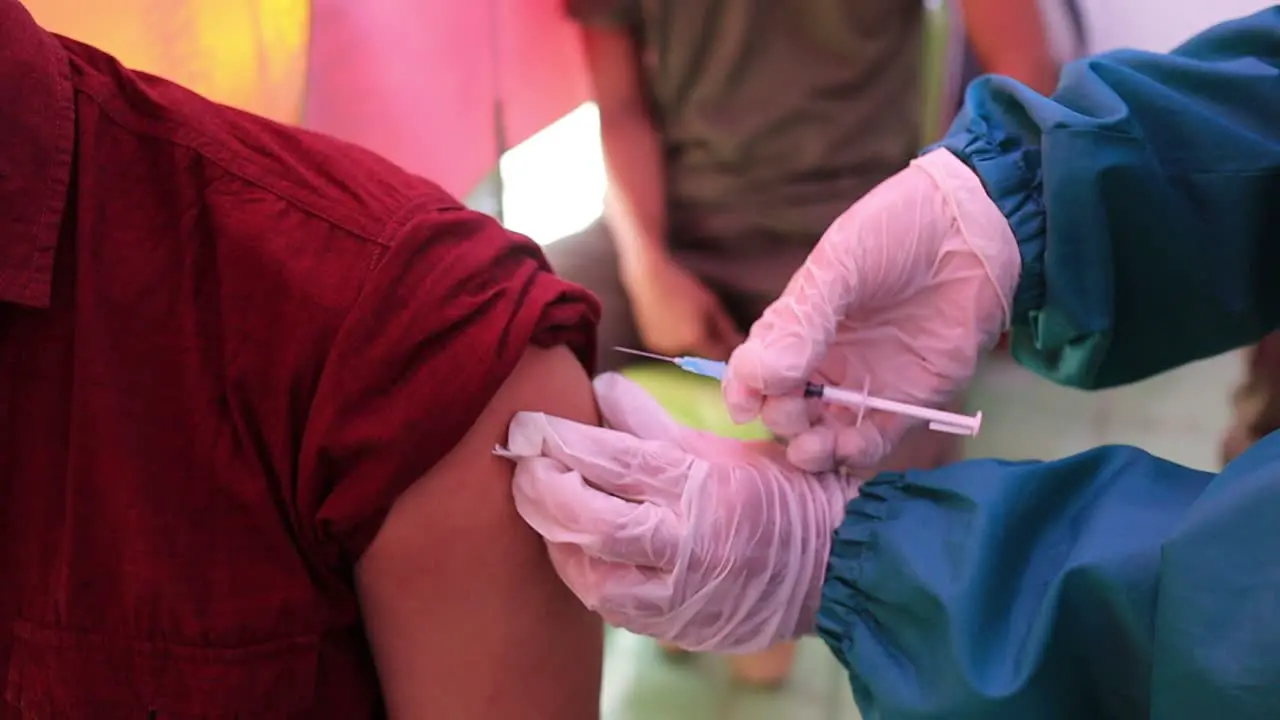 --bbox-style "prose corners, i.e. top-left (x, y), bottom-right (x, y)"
top-left (354, 345), bottom-right (603, 719)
